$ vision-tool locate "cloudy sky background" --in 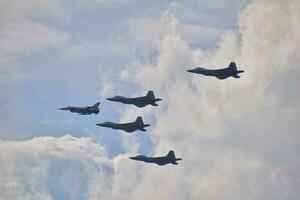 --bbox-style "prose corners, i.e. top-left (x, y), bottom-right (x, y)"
top-left (0, 0), bottom-right (299, 199)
